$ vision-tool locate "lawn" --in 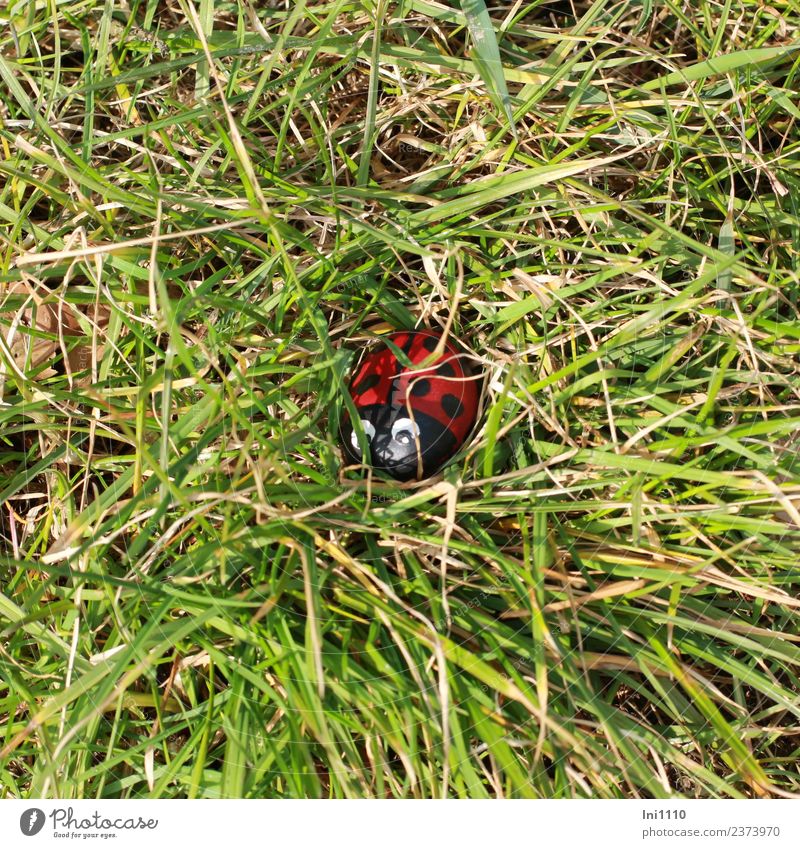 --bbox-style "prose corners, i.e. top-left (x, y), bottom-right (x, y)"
top-left (1, 0), bottom-right (799, 799)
